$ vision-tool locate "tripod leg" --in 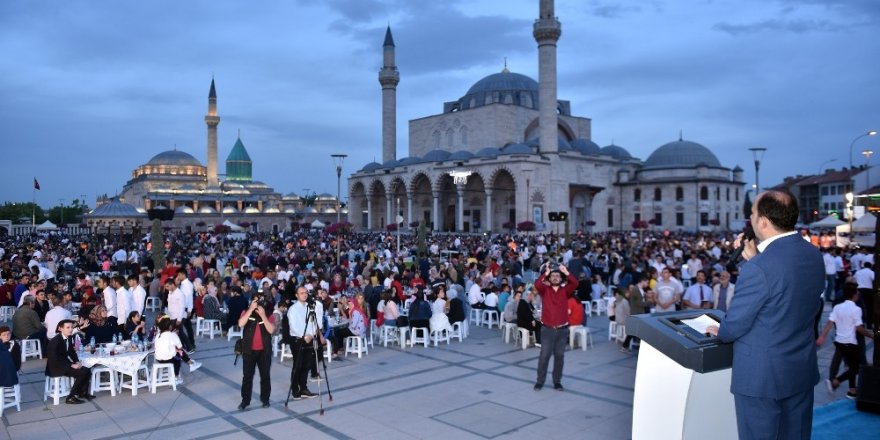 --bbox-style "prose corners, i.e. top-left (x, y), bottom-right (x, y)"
top-left (314, 338), bottom-right (324, 415)
top-left (320, 344), bottom-right (332, 401)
